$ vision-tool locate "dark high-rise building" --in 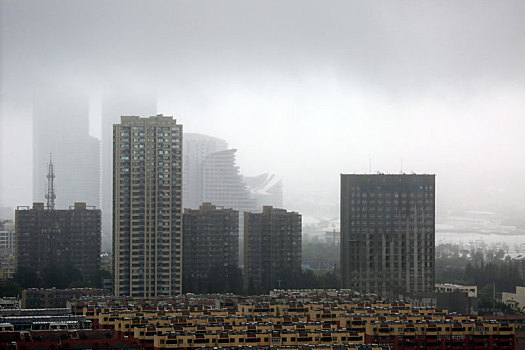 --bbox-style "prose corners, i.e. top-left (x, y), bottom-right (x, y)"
top-left (340, 174), bottom-right (435, 297)
top-left (33, 92), bottom-right (100, 210)
top-left (113, 115), bottom-right (183, 297)
top-left (182, 203), bottom-right (239, 293)
top-left (15, 202), bottom-right (101, 282)
top-left (244, 206), bottom-right (301, 293)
